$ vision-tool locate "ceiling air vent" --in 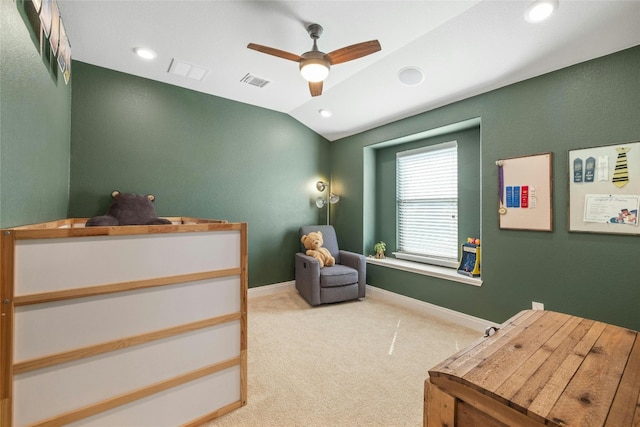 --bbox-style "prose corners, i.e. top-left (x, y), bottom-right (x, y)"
top-left (241, 73), bottom-right (270, 88)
